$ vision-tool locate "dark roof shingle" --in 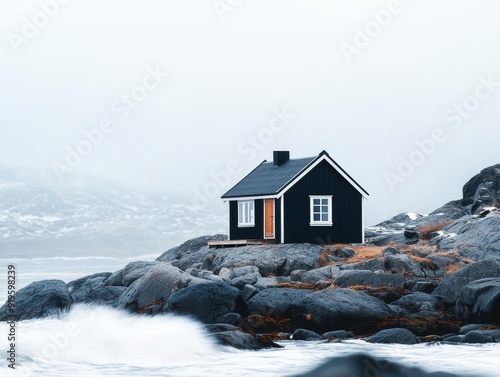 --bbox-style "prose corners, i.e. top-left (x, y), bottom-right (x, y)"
top-left (221, 156), bottom-right (316, 198)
